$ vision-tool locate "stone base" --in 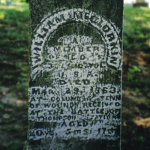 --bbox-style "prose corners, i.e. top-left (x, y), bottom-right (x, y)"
top-left (133, 2), bottom-right (148, 7)
top-left (28, 138), bottom-right (121, 150)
